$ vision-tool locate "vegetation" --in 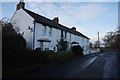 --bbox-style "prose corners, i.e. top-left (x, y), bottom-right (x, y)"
top-left (1, 19), bottom-right (35, 70)
top-left (90, 26), bottom-right (120, 52)
top-left (2, 23), bottom-right (26, 50)
top-left (1, 19), bottom-right (80, 71)
top-left (55, 50), bottom-right (73, 62)
top-left (33, 50), bottom-right (73, 63)
top-left (102, 26), bottom-right (120, 50)
top-left (56, 38), bottom-right (69, 51)
top-left (1, 20), bottom-right (74, 69)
